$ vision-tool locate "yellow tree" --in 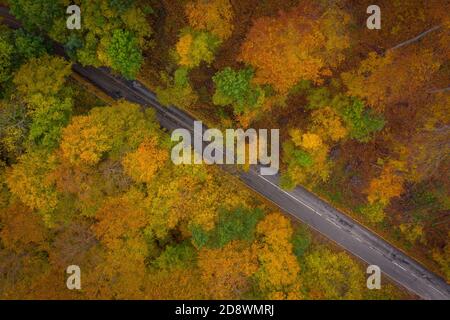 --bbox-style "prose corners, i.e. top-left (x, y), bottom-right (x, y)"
top-left (144, 161), bottom-right (254, 241)
top-left (50, 158), bottom-right (110, 217)
top-left (297, 132), bottom-right (324, 151)
top-left (60, 101), bottom-right (160, 167)
top-left (176, 29), bottom-right (220, 69)
top-left (86, 190), bottom-right (149, 299)
top-left (254, 212), bottom-right (302, 299)
top-left (367, 163), bottom-right (405, 206)
top-left (6, 150), bottom-right (59, 216)
top-left (398, 93), bottom-right (450, 182)
top-left (197, 241), bottom-right (258, 299)
top-left (302, 246), bottom-right (364, 299)
top-left (13, 55), bottom-right (72, 105)
top-left (83, 237), bottom-right (148, 299)
top-left (342, 48), bottom-right (441, 112)
top-left (239, 2), bottom-right (351, 94)
top-left (185, 0), bottom-right (234, 41)
top-left (60, 114), bottom-right (112, 167)
top-left (143, 268), bottom-right (206, 299)
top-left (144, 164), bottom-right (222, 239)
top-left (310, 107), bottom-right (348, 142)
top-left (283, 129), bottom-right (332, 188)
top-left (122, 137), bottom-right (169, 184)
top-left (92, 190), bottom-right (148, 250)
